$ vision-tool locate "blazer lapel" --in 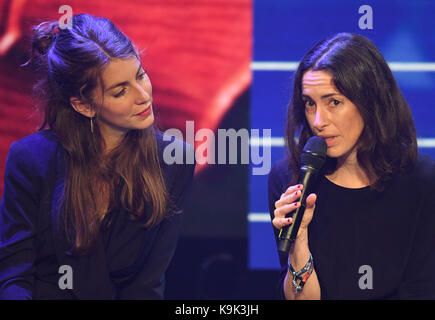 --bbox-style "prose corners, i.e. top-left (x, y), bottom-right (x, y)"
top-left (50, 146), bottom-right (115, 299)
